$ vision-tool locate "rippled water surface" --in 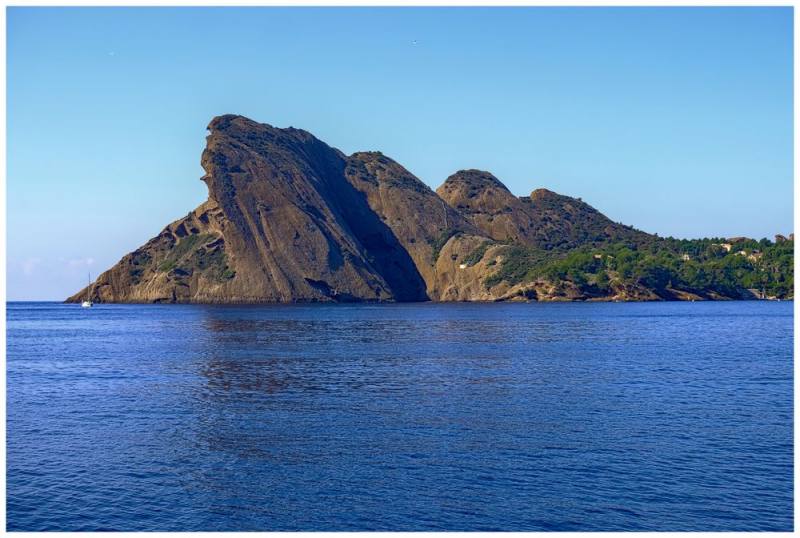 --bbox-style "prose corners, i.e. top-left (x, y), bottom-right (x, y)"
top-left (7, 301), bottom-right (793, 531)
